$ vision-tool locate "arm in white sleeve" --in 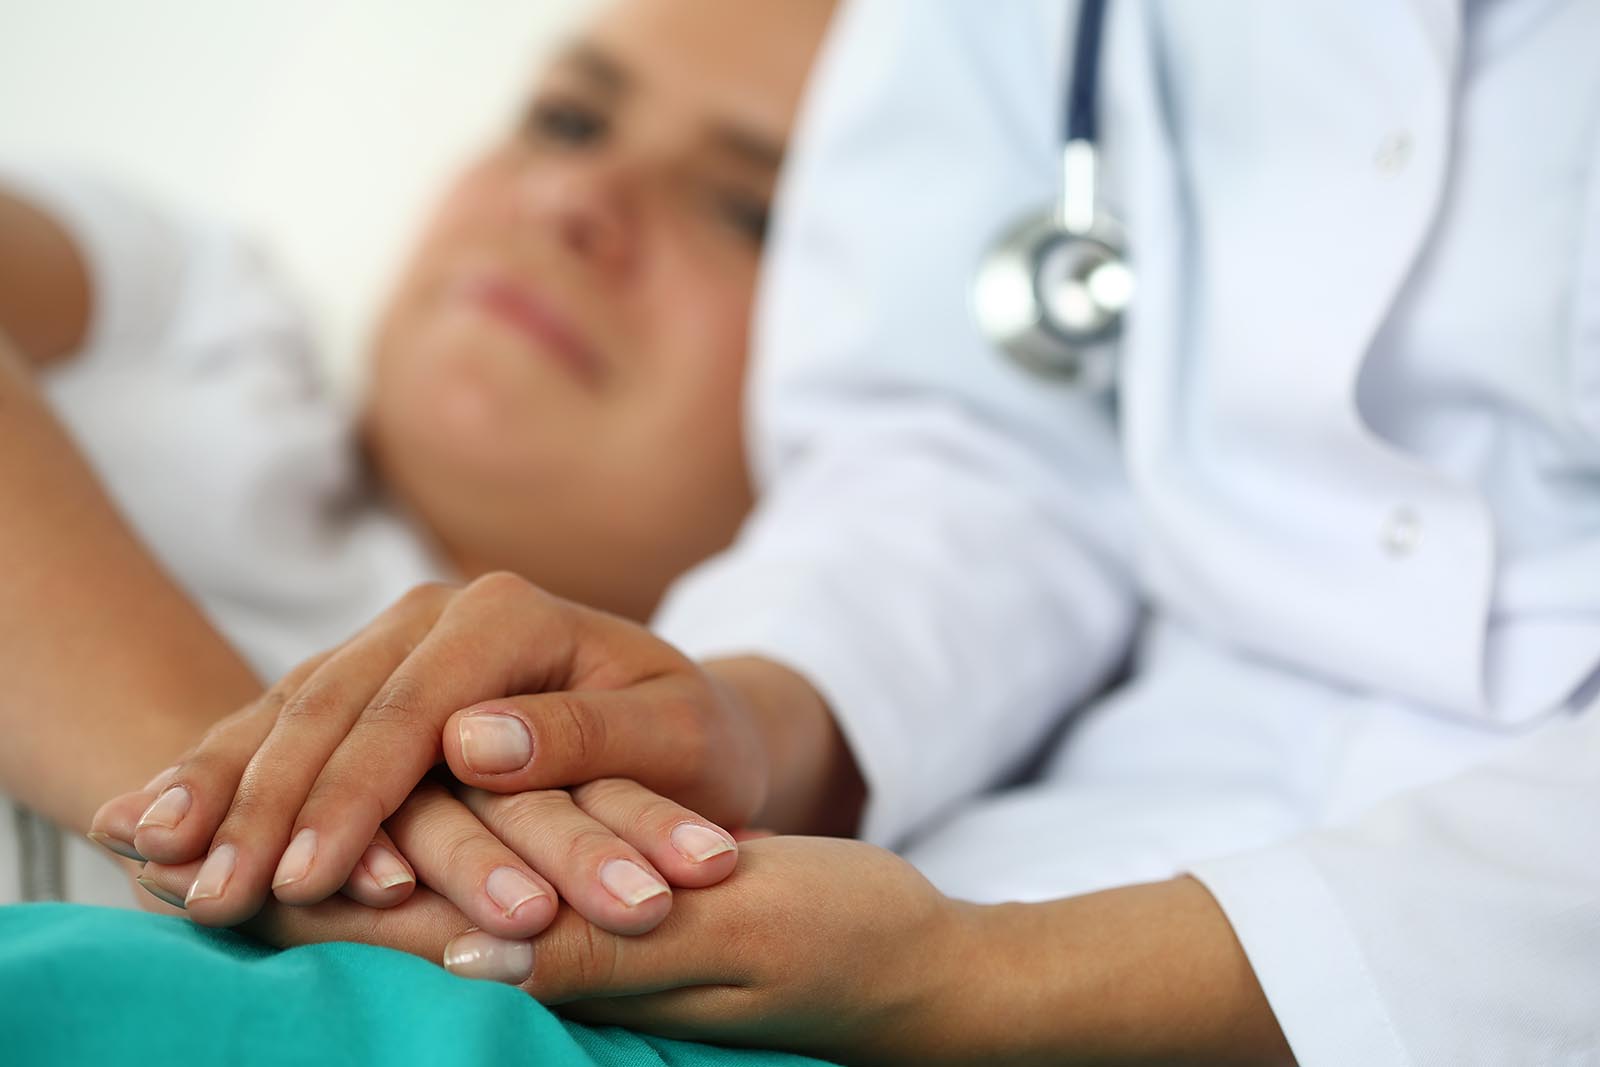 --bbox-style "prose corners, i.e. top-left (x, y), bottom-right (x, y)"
top-left (0, 165), bottom-right (385, 680)
top-left (0, 163), bottom-right (326, 398)
top-left (1192, 692), bottom-right (1600, 1066)
top-left (653, 0), bottom-right (1141, 847)
top-left (4, 166), bottom-right (250, 372)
